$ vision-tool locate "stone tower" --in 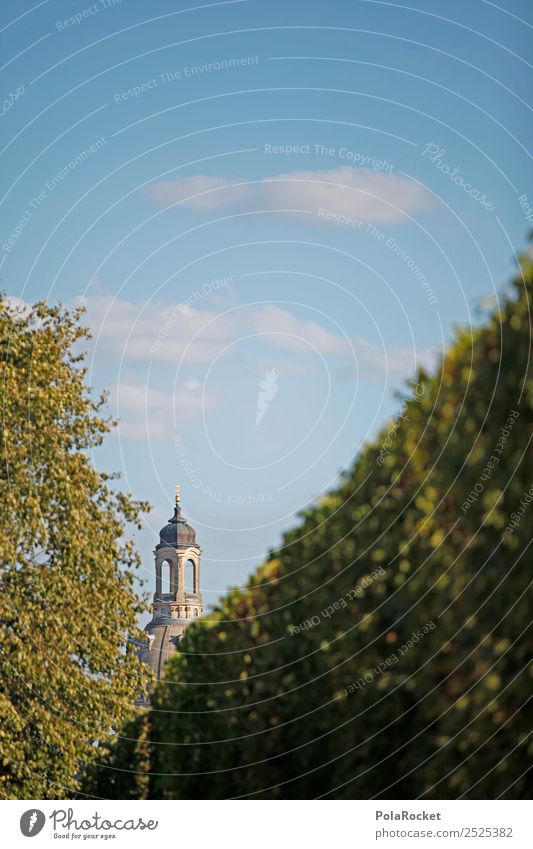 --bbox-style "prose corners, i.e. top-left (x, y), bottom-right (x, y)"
top-left (138, 485), bottom-right (203, 682)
